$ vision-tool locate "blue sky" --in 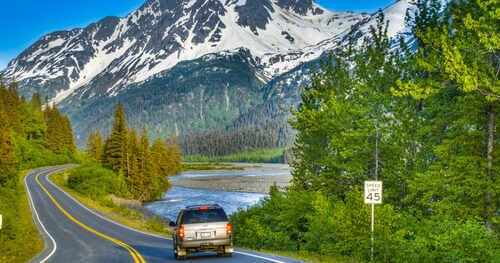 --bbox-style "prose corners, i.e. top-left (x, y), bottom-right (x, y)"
top-left (0, 0), bottom-right (394, 70)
